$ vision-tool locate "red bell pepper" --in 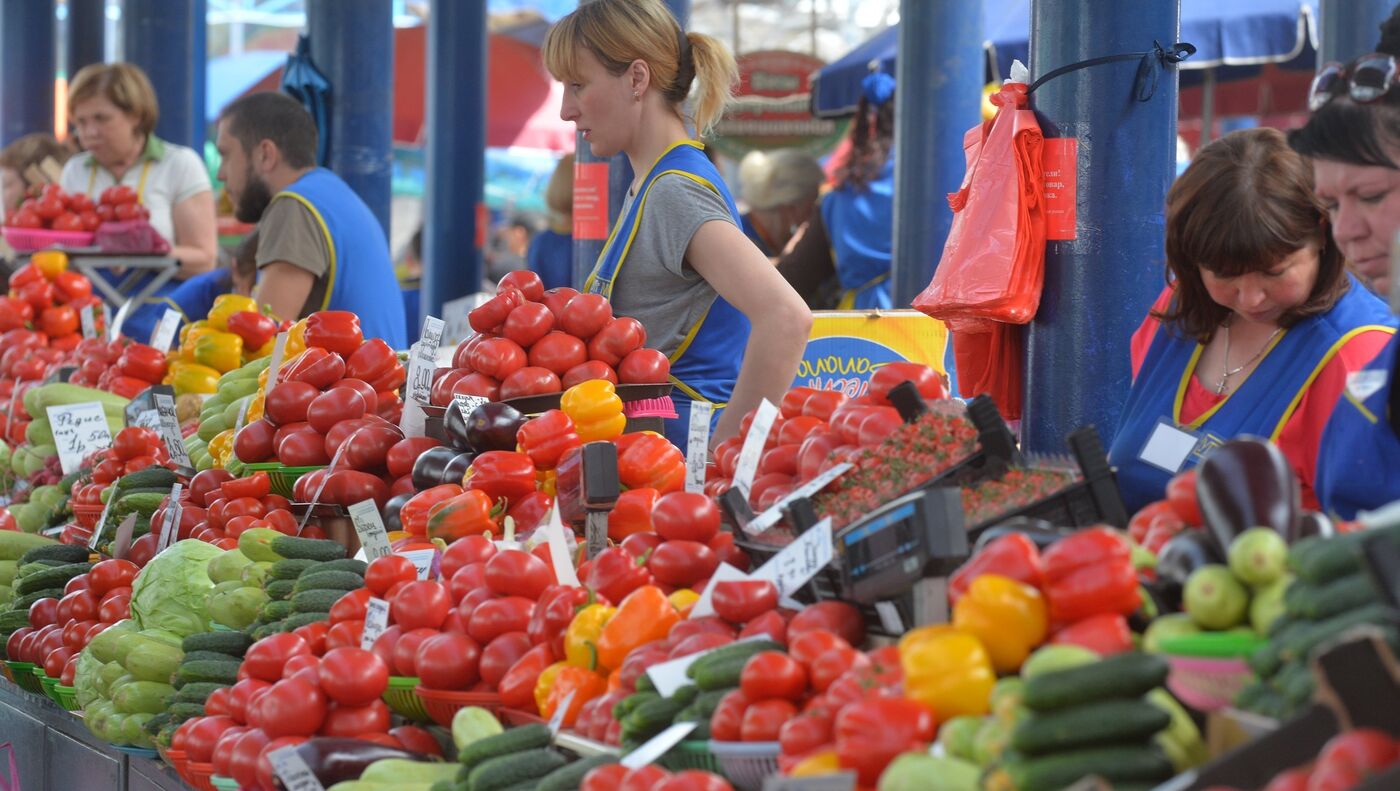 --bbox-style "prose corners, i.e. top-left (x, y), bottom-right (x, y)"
top-left (949, 533), bottom-right (1044, 603)
top-left (52, 271), bottom-right (92, 304)
top-left (498, 642), bottom-right (556, 708)
top-left (345, 338), bottom-right (398, 382)
top-left (834, 697), bottom-right (937, 786)
top-left (1051, 613), bottom-right (1134, 655)
top-left (528, 586), bottom-right (608, 658)
top-left (304, 310), bottom-right (363, 356)
top-left (579, 546), bottom-right (653, 604)
top-left (616, 433), bottom-right (685, 494)
top-left (226, 311), bottom-right (277, 351)
top-left (1041, 527), bottom-right (1141, 623)
top-left (464, 451), bottom-right (537, 504)
top-left (516, 410), bottom-right (581, 471)
top-left (398, 484), bottom-right (463, 537)
top-left (507, 491), bottom-right (554, 532)
top-left (115, 343), bottom-right (168, 384)
top-left (426, 489), bottom-right (500, 541)
top-left (607, 488), bottom-right (656, 542)
top-left (283, 346), bottom-right (346, 389)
